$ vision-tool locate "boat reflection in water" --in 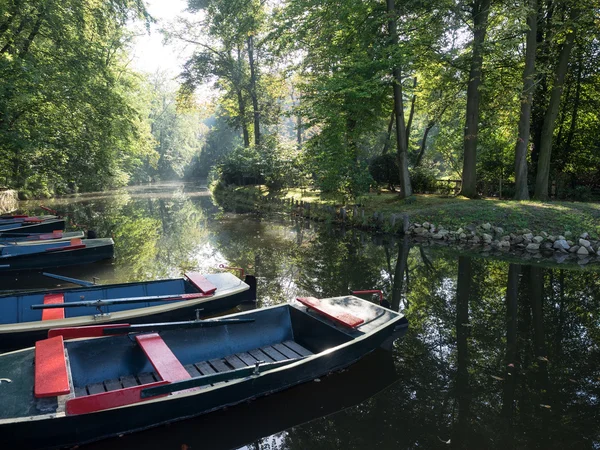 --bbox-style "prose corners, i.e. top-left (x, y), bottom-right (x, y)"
top-left (82, 346), bottom-right (402, 450)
